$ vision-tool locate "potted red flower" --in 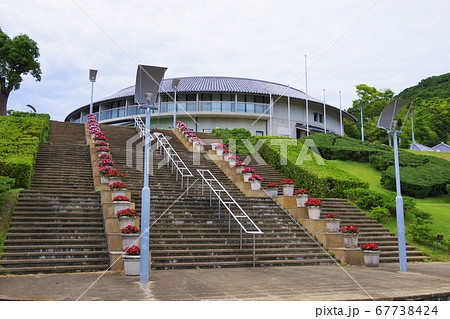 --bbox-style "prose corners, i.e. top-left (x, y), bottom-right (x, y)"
top-left (295, 188), bottom-right (310, 207)
top-left (98, 152), bottom-right (111, 160)
top-left (123, 245), bottom-right (140, 276)
top-left (113, 195), bottom-right (132, 215)
top-left (234, 161), bottom-right (247, 174)
top-left (248, 174), bottom-right (264, 190)
top-left (266, 182), bottom-right (278, 198)
top-left (228, 155), bottom-right (240, 167)
top-left (341, 225), bottom-right (360, 248)
top-left (98, 159), bottom-right (114, 168)
top-left (242, 167), bottom-right (256, 182)
top-left (193, 139), bottom-right (205, 152)
top-left (104, 168), bottom-right (127, 184)
top-left (360, 243), bottom-right (381, 267)
top-left (304, 198), bottom-right (322, 219)
top-left (121, 225), bottom-right (140, 250)
top-left (211, 140), bottom-right (220, 150)
top-left (116, 207), bottom-right (137, 229)
top-left (325, 213), bottom-right (341, 233)
top-left (95, 140), bottom-right (109, 147)
top-left (280, 179), bottom-right (296, 196)
top-left (108, 181), bottom-right (129, 198)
